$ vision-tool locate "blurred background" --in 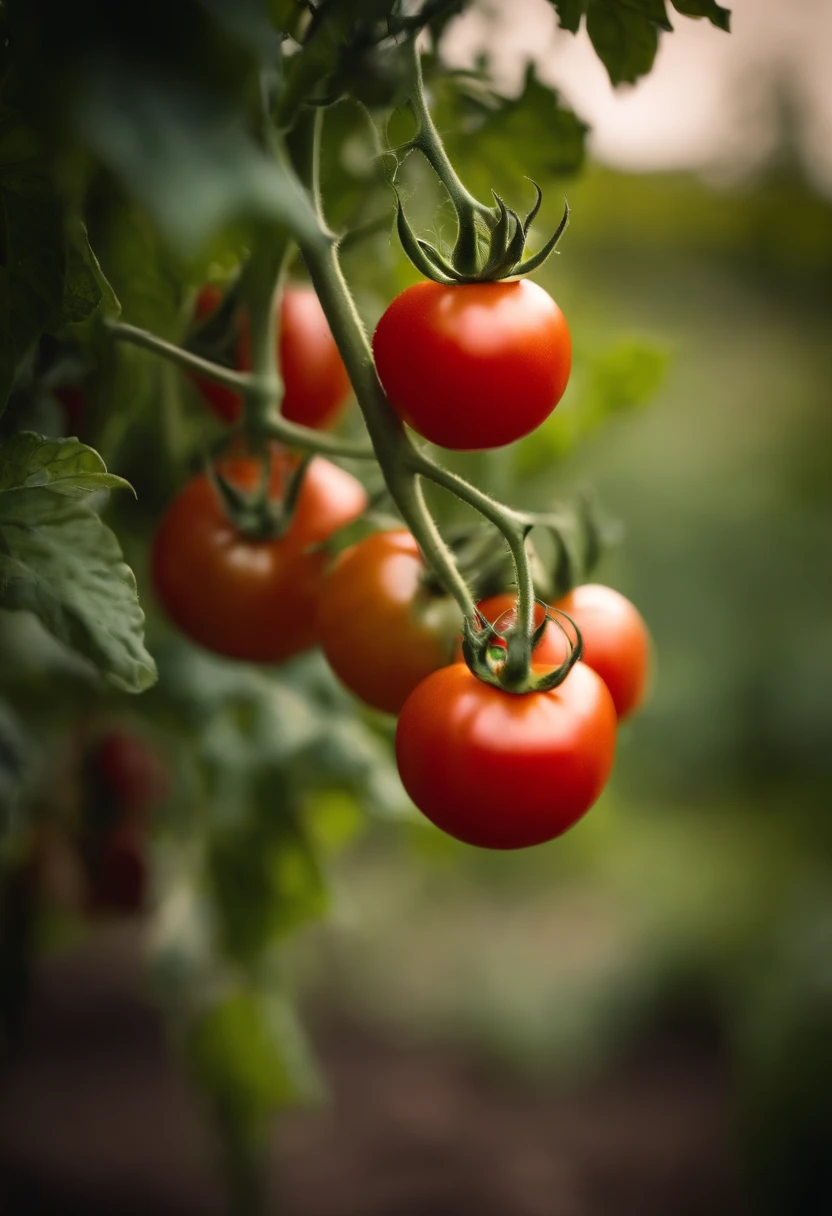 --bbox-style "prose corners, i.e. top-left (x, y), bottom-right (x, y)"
top-left (1, 1), bottom-right (831, 1213)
